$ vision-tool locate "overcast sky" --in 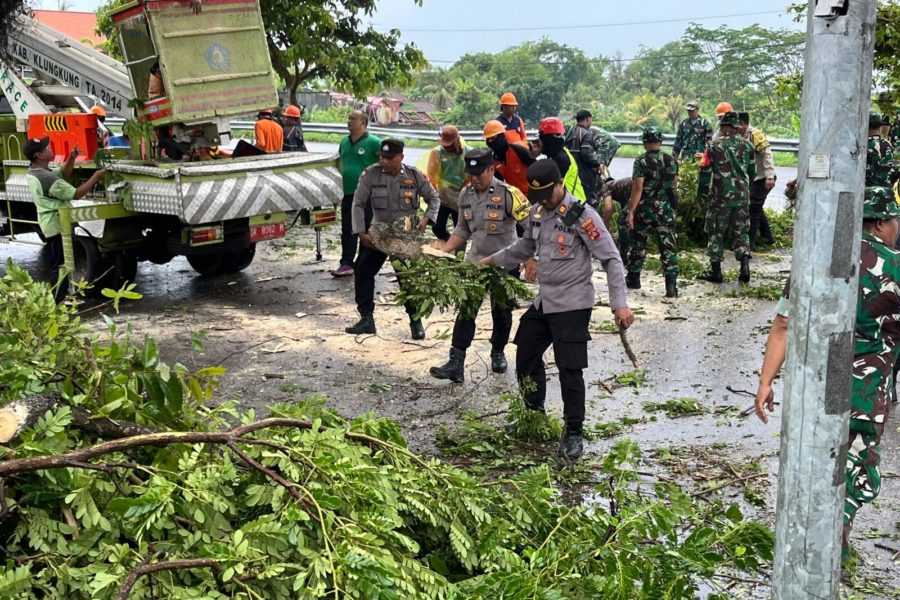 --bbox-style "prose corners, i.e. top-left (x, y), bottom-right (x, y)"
top-left (47, 0), bottom-right (804, 62)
